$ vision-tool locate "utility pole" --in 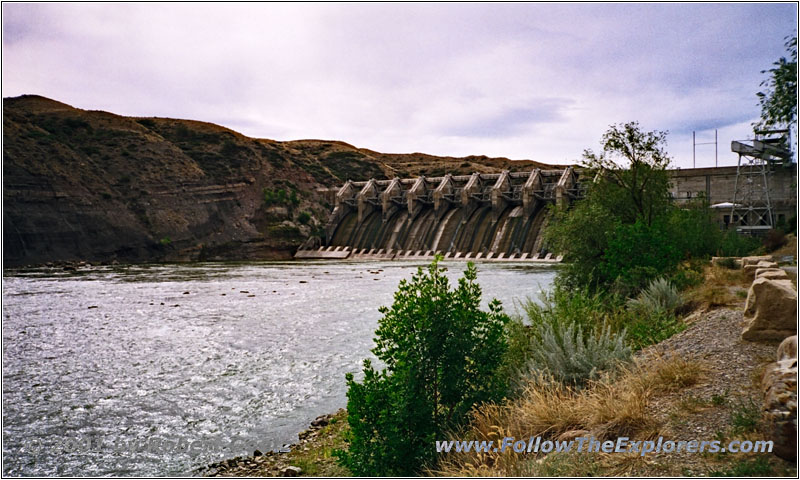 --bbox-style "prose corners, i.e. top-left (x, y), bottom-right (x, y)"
top-left (692, 129), bottom-right (718, 168)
